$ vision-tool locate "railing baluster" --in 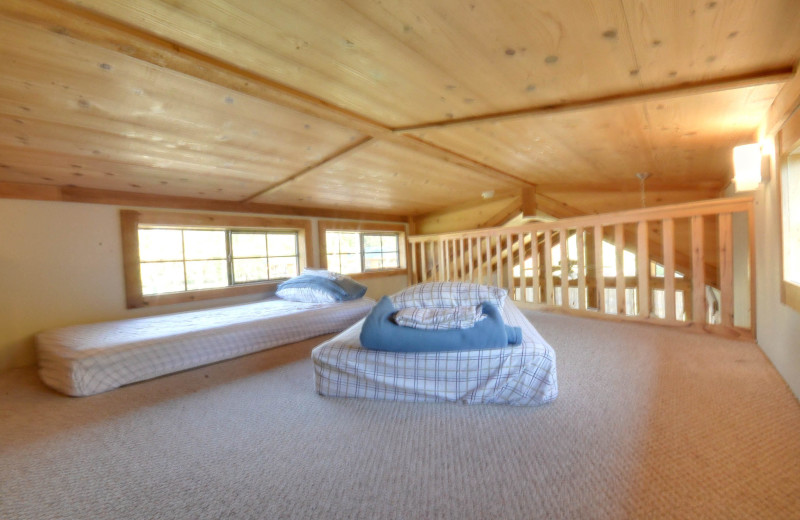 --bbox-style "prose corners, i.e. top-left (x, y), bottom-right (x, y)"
top-left (519, 232), bottom-right (527, 302)
top-left (506, 234), bottom-right (515, 297)
top-left (477, 237), bottom-right (483, 284)
top-left (719, 213), bottom-right (734, 327)
top-left (691, 216), bottom-right (705, 325)
top-left (437, 238), bottom-right (445, 282)
top-left (468, 237), bottom-right (474, 282)
top-left (663, 218), bottom-right (676, 321)
top-left (594, 224), bottom-right (605, 313)
top-left (531, 232), bottom-right (540, 303)
top-left (420, 241), bottom-right (427, 282)
top-left (637, 221), bottom-right (650, 318)
top-left (495, 234), bottom-right (503, 288)
top-left (615, 224), bottom-right (625, 315)
top-left (485, 235), bottom-right (493, 284)
top-left (560, 228), bottom-right (569, 308)
top-left (458, 238), bottom-right (465, 281)
top-left (410, 241), bottom-right (418, 285)
top-left (544, 230), bottom-right (554, 305)
top-left (576, 227), bottom-right (586, 310)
